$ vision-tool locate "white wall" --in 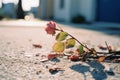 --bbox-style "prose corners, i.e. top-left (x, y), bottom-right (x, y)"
top-left (54, 0), bottom-right (71, 22)
top-left (54, 0), bottom-right (96, 22)
top-left (79, 0), bottom-right (96, 22)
